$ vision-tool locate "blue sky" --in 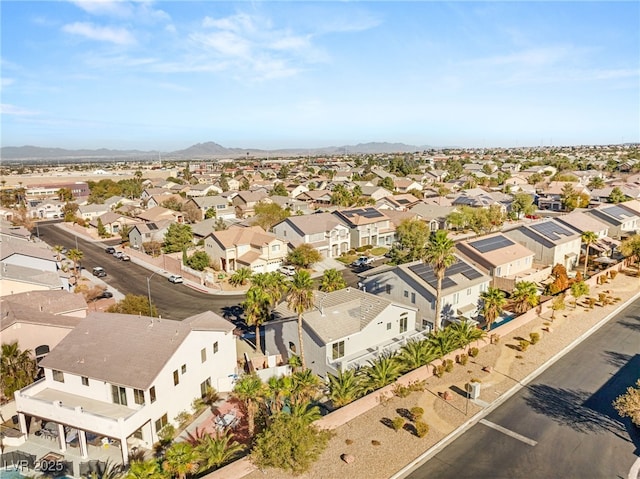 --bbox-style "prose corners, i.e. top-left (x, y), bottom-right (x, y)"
top-left (2, 1), bottom-right (639, 151)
